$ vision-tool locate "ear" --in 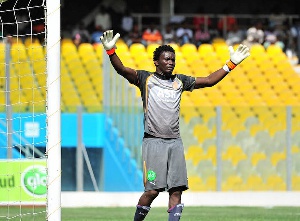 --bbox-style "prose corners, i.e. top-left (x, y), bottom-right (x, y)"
top-left (154, 60), bottom-right (159, 66)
